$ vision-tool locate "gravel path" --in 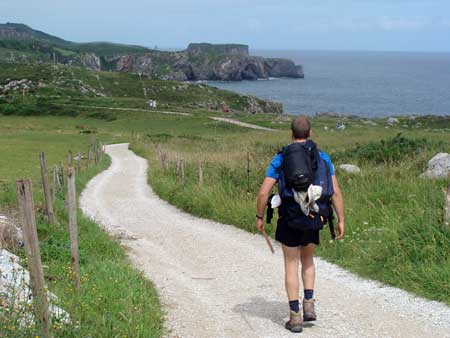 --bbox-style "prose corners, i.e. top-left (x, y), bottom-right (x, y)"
top-left (80, 144), bottom-right (450, 338)
top-left (209, 116), bottom-right (275, 131)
